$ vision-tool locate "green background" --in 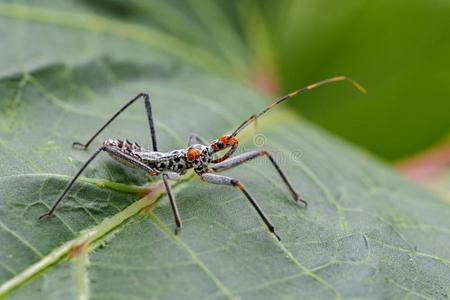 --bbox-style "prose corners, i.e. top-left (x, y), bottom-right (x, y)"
top-left (90, 0), bottom-right (450, 161)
